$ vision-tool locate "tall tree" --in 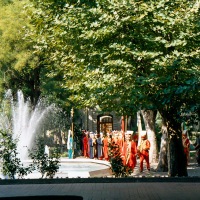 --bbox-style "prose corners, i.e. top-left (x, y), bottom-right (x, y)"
top-left (0, 0), bottom-right (72, 109)
top-left (29, 0), bottom-right (200, 176)
top-left (0, 0), bottom-right (41, 104)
